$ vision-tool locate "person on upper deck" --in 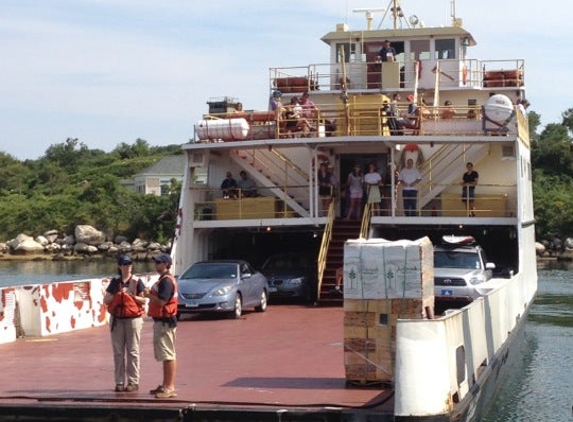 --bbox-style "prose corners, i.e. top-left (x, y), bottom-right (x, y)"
top-left (441, 100), bottom-right (456, 119)
top-left (284, 97), bottom-right (311, 137)
top-left (377, 40), bottom-right (397, 62)
top-left (299, 91), bottom-right (318, 120)
top-left (344, 164), bottom-right (364, 221)
top-left (460, 162), bottom-right (479, 216)
top-left (397, 94), bottom-right (419, 130)
top-left (364, 163), bottom-right (383, 217)
top-left (237, 170), bottom-right (257, 198)
top-left (221, 172), bottom-right (238, 199)
top-left (398, 158), bottom-right (422, 216)
top-left (318, 162), bottom-right (334, 215)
